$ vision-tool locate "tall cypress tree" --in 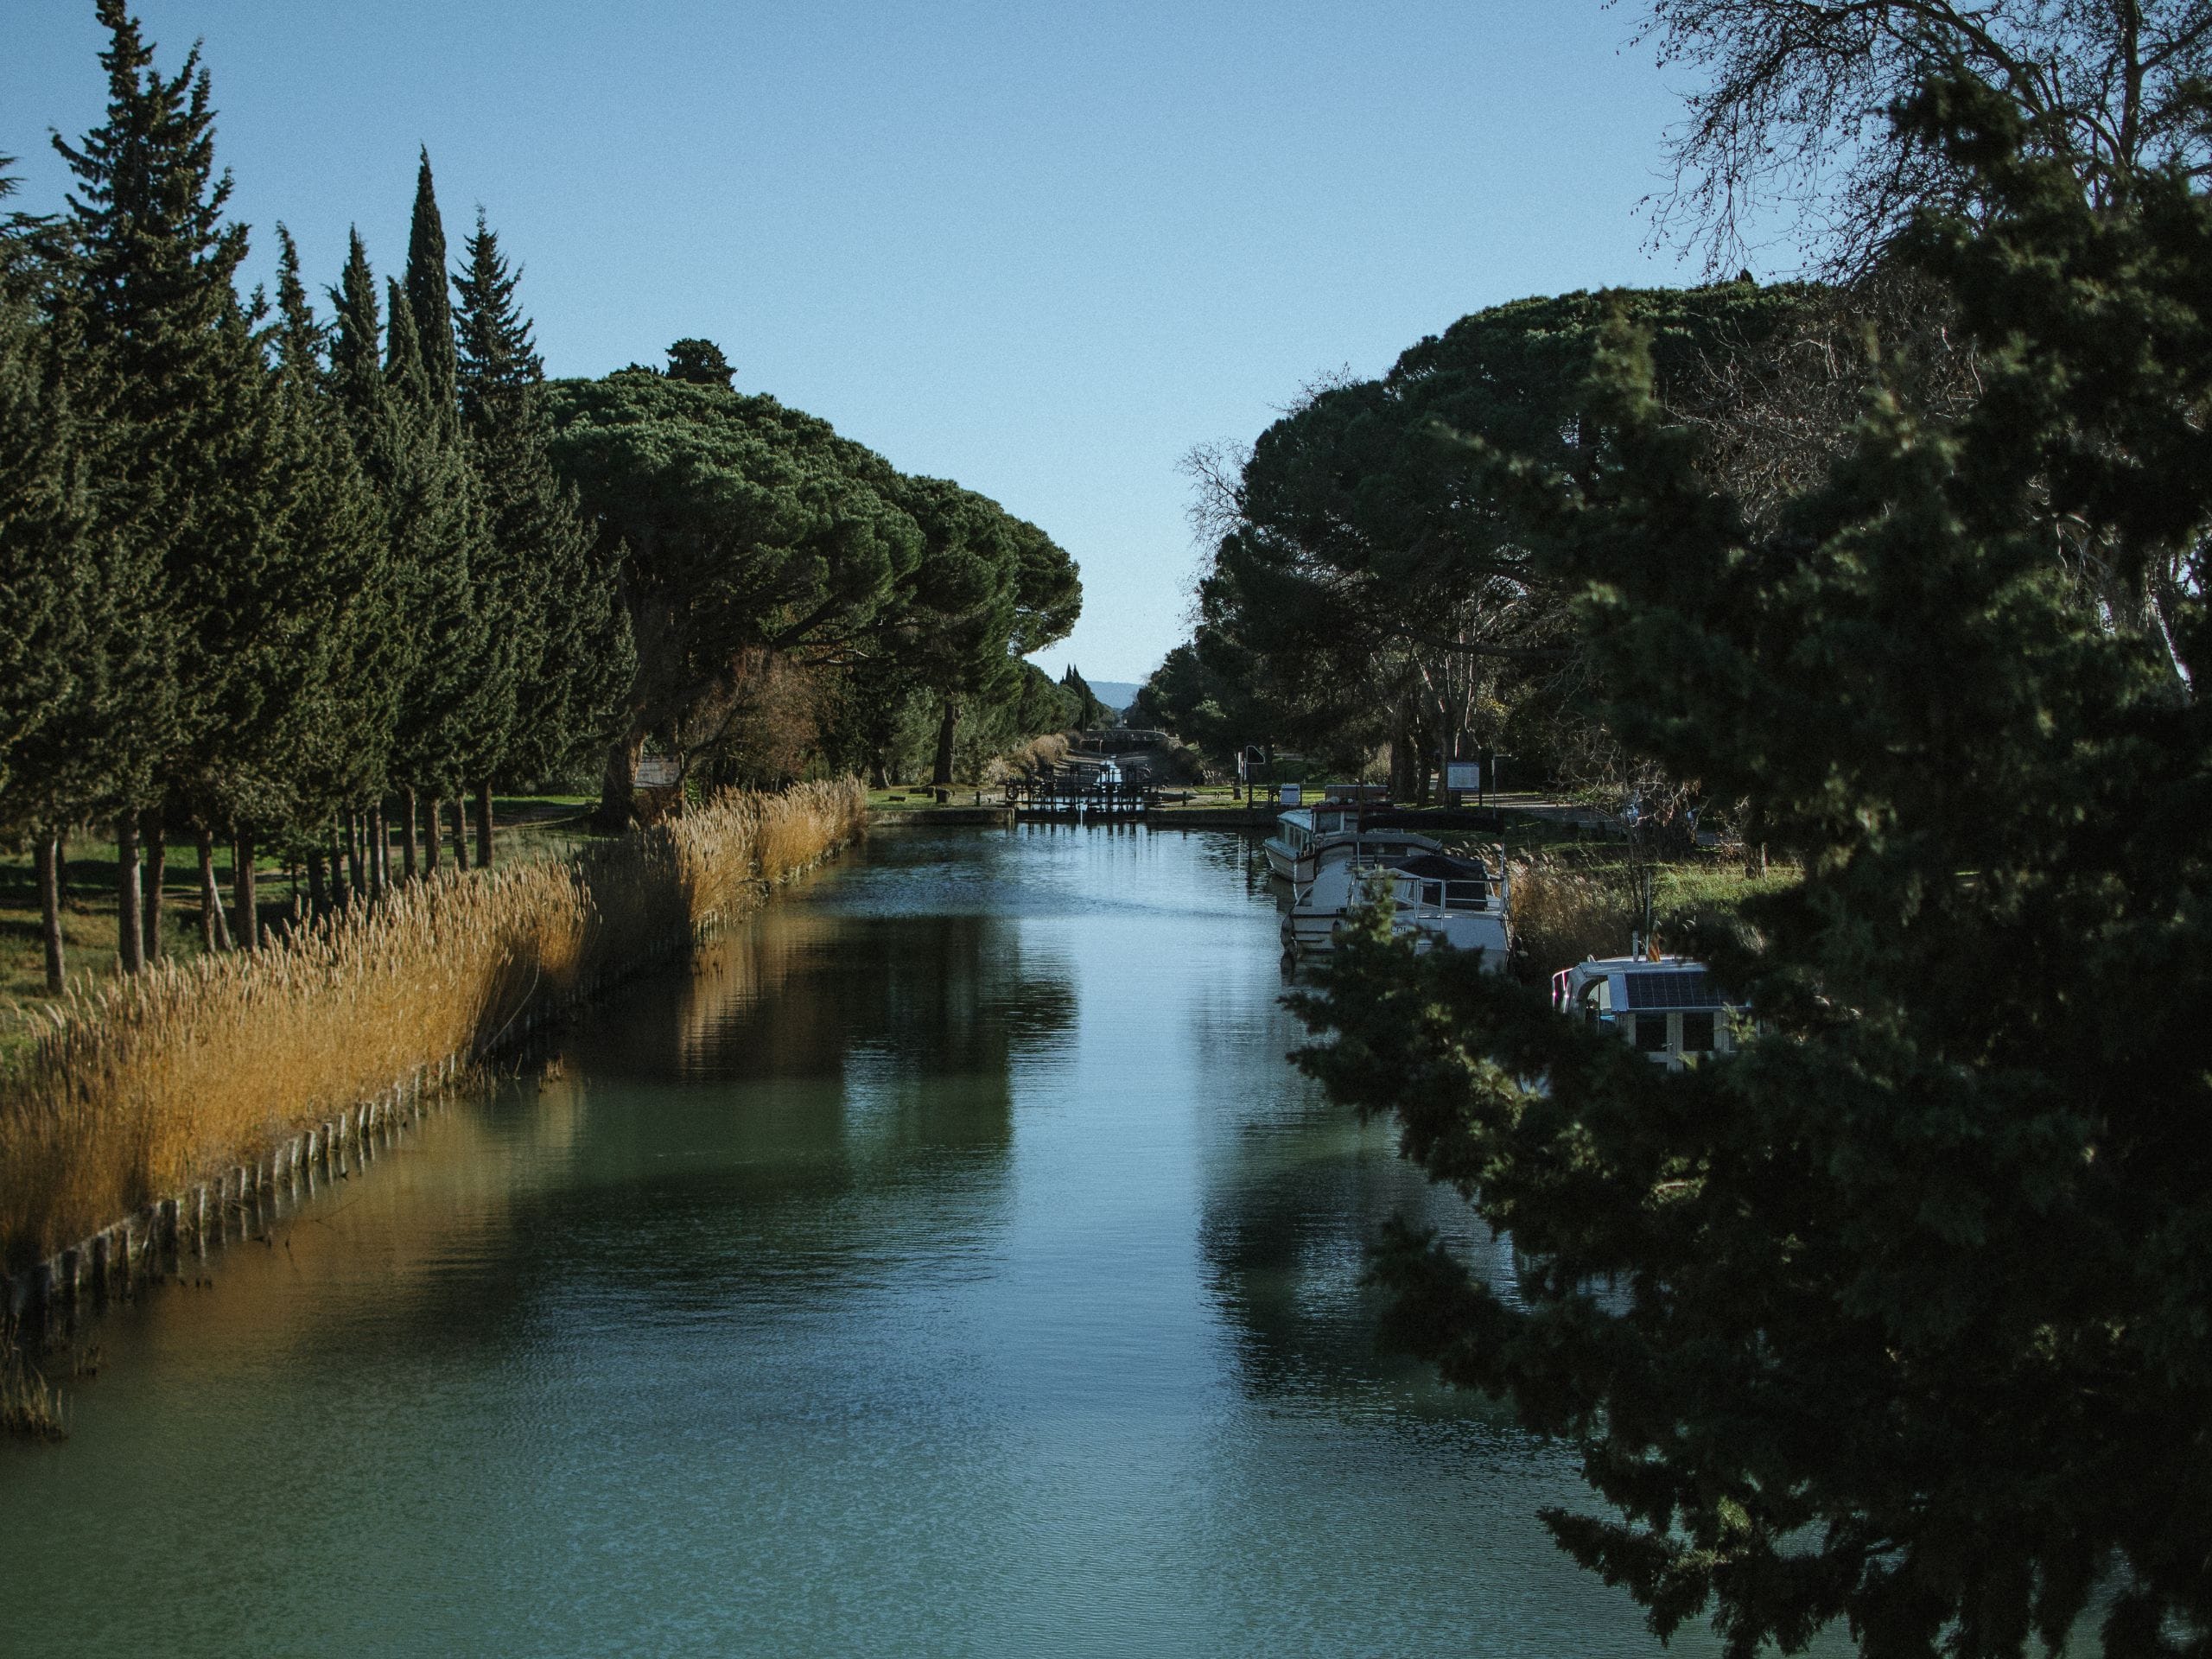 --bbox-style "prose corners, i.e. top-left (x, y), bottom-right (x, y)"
top-left (51, 0), bottom-right (258, 969)
top-left (404, 149), bottom-right (457, 418)
top-left (400, 161), bottom-right (512, 863)
top-left (383, 273), bottom-right (500, 822)
top-left (454, 210), bottom-right (630, 821)
top-left (325, 225), bottom-right (495, 875)
top-left (0, 160), bottom-right (118, 990)
top-left (264, 225), bottom-right (388, 896)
